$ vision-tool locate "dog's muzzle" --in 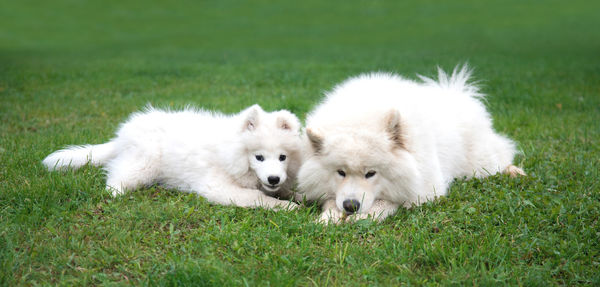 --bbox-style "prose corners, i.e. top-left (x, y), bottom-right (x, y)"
top-left (342, 199), bottom-right (361, 214)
